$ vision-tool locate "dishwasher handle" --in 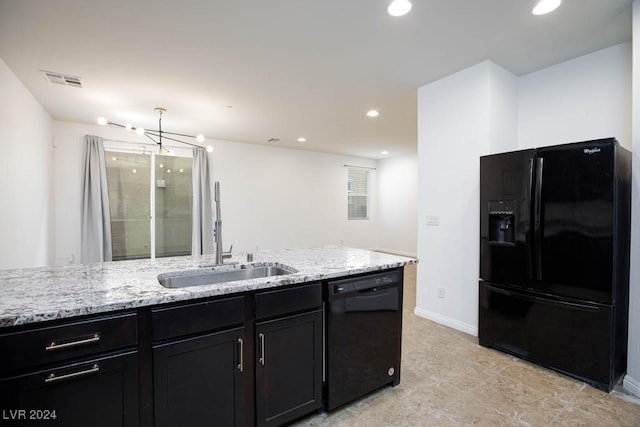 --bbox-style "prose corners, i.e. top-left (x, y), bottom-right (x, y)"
top-left (333, 284), bottom-right (389, 295)
top-left (329, 269), bottom-right (401, 298)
